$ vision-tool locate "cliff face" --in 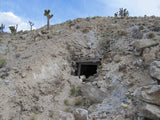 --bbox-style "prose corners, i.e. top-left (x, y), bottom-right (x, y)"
top-left (0, 16), bottom-right (160, 120)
